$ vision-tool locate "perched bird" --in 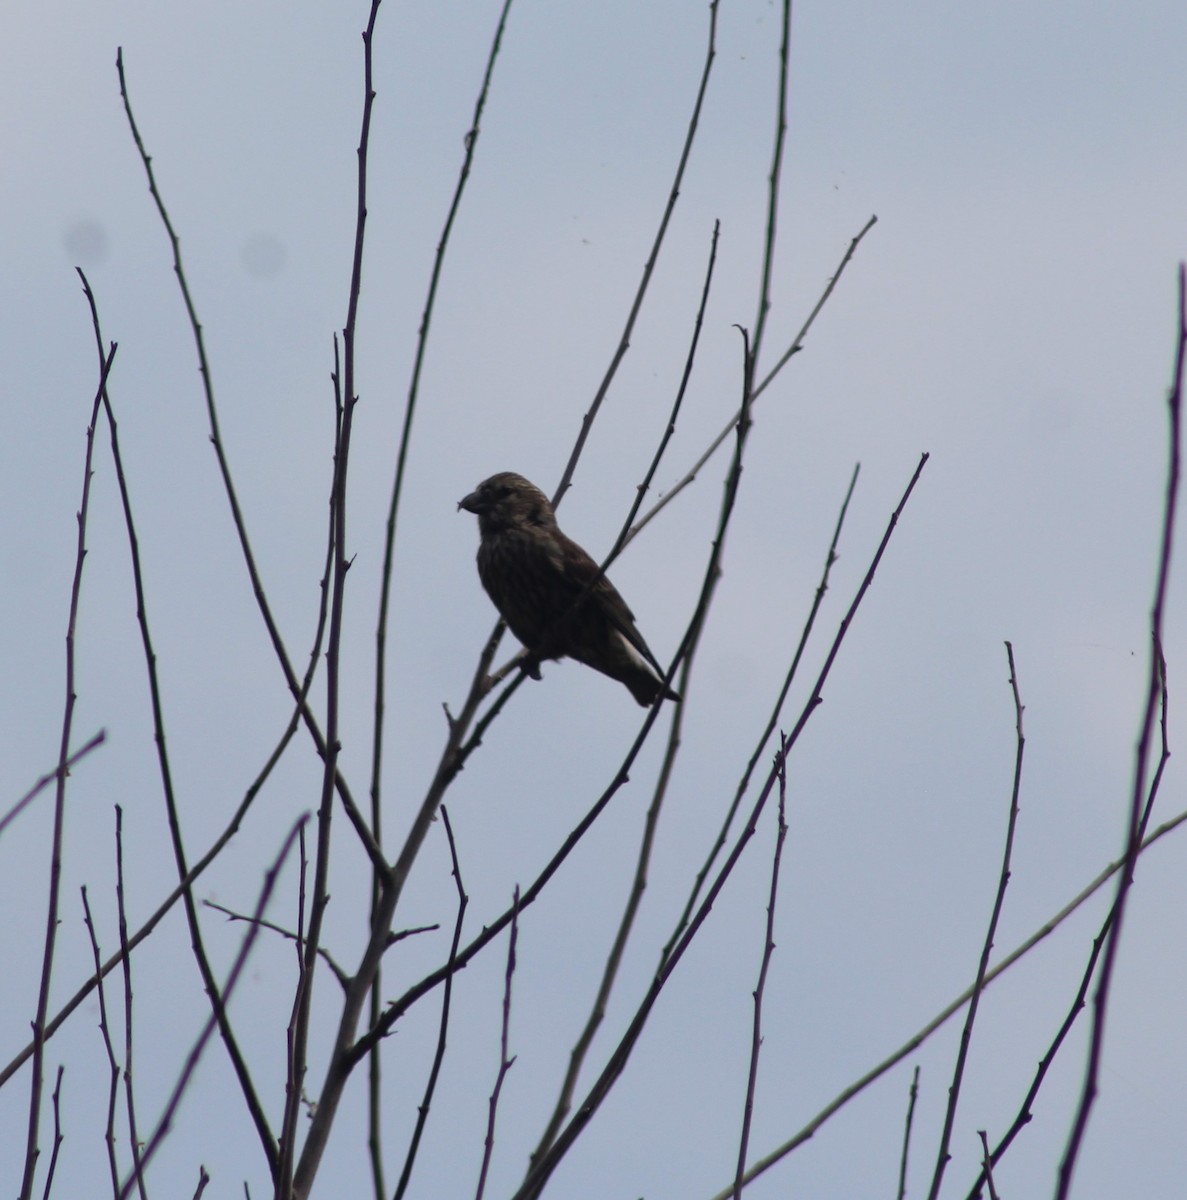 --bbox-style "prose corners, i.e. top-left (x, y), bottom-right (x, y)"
top-left (458, 472), bottom-right (679, 706)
